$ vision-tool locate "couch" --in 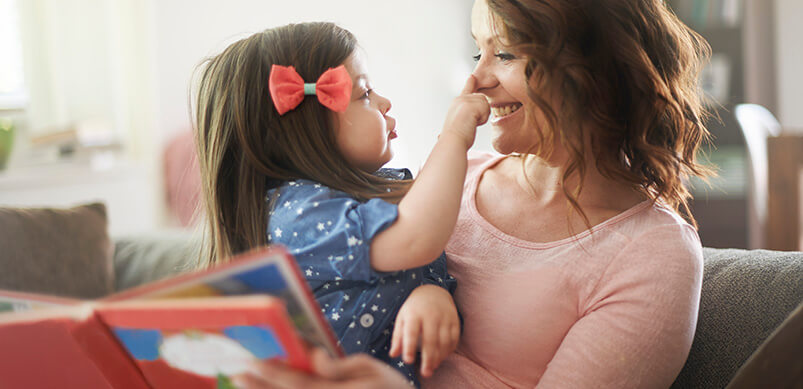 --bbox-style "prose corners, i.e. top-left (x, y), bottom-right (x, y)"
top-left (111, 234), bottom-right (803, 388)
top-left (1, 203), bottom-right (801, 387)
